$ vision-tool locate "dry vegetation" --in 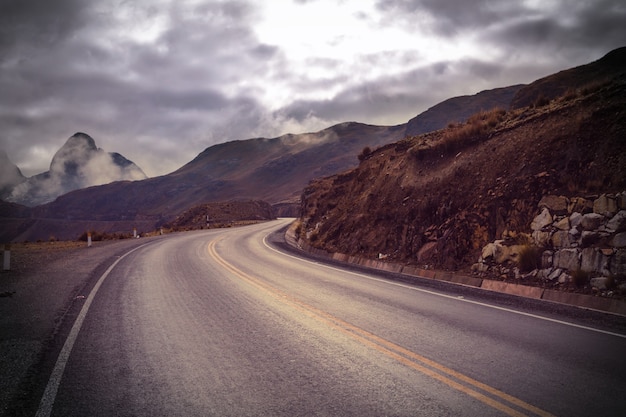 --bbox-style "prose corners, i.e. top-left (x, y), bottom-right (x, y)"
top-left (298, 69), bottom-right (626, 276)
